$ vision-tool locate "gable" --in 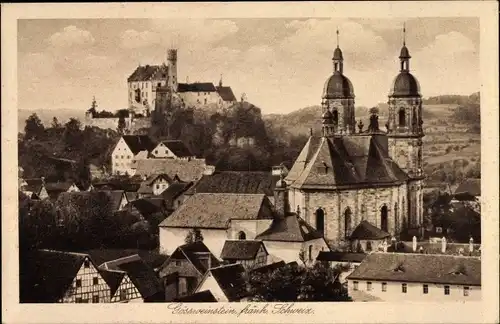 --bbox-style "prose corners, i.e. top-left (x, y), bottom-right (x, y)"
top-left (113, 138), bottom-right (133, 155)
top-left (196, 273), bottom-right (226, 302)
